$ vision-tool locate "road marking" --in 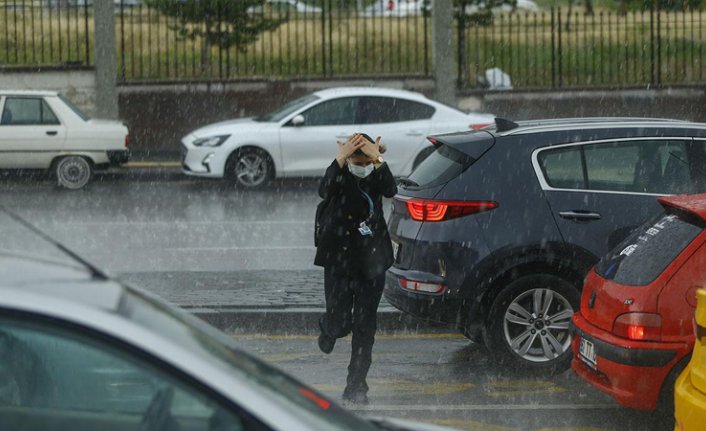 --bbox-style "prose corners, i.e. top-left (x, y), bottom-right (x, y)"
top-left (314, 378), bottom-right (475, 396)
top-left (484, 380), bottom-right (566, 397)
top-left (50, 220), bottom-right (311, 226)
top-left (165, 246), bottom-right (314, 251)
top-left (348, 404), bottom-right (622, 412)
top-left (427, 418), bottom-right (515, 431)
top-left (232, 333), bottom-right (466, 340)
top-left (125, 161), bottom-right (181, 167)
